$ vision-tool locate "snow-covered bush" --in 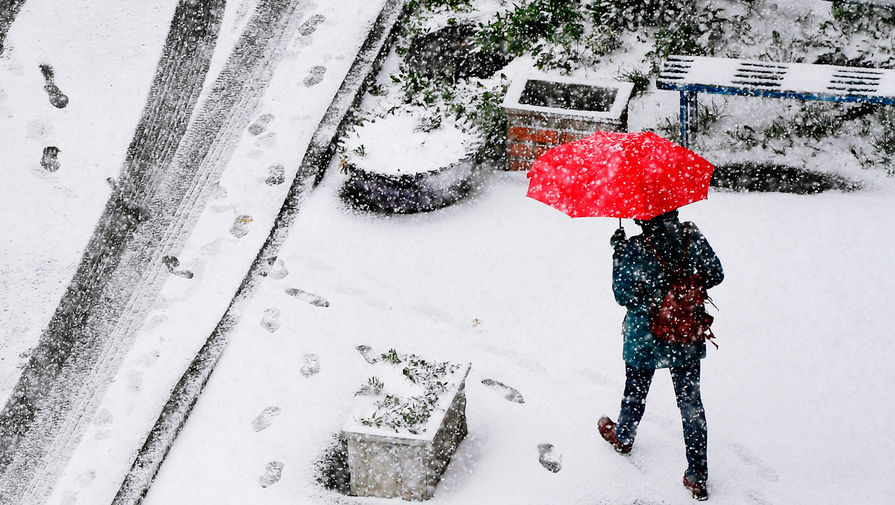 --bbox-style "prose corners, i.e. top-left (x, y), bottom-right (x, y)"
top-left (351, 349), bottom-right (465, 435)
top-left (345, 0), bottom-right (895, 175)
